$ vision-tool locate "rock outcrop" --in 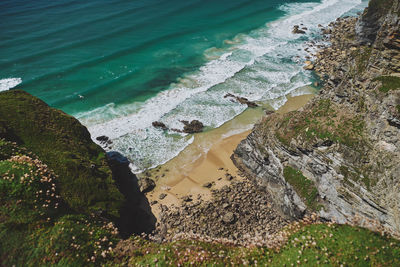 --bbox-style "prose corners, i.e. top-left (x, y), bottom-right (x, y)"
top-left (180, 120), bottom-right (204, 133)
top-left (152, 121), bottom-right (168, 130)
top-left (233, 0), bottom-right (400, 236)
top-left (292, 25), bottom-right (306, 34)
